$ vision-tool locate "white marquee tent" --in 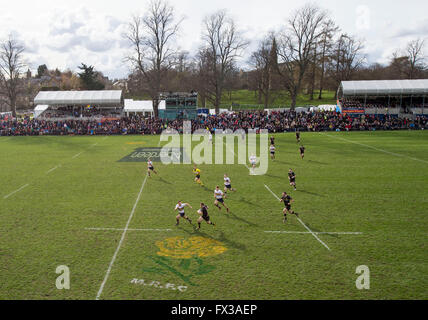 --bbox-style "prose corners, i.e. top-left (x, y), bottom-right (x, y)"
top-left (34, 90), bottom-right (123, 106)
top-left (339, 80), bottom-right (428, 97)
top-left (124, 99), bottom-right (165, 115)
top-left (34, 105), bottom-right (49, 118)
